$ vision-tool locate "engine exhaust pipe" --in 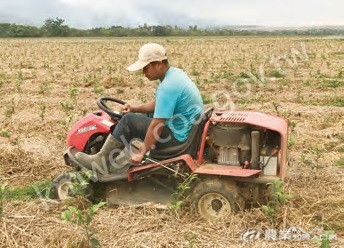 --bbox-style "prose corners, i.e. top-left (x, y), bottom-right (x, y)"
top-left (251, 131), bottom-right (260, 169)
